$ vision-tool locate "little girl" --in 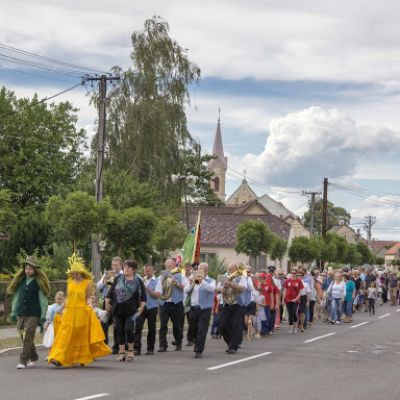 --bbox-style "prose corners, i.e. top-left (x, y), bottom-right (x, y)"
top-left (367, 282), bottom-right (377, 316)
top-left (43, 291), bottom-right (65, 352)
top-left (254, 288), bottom-right (266, 339)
